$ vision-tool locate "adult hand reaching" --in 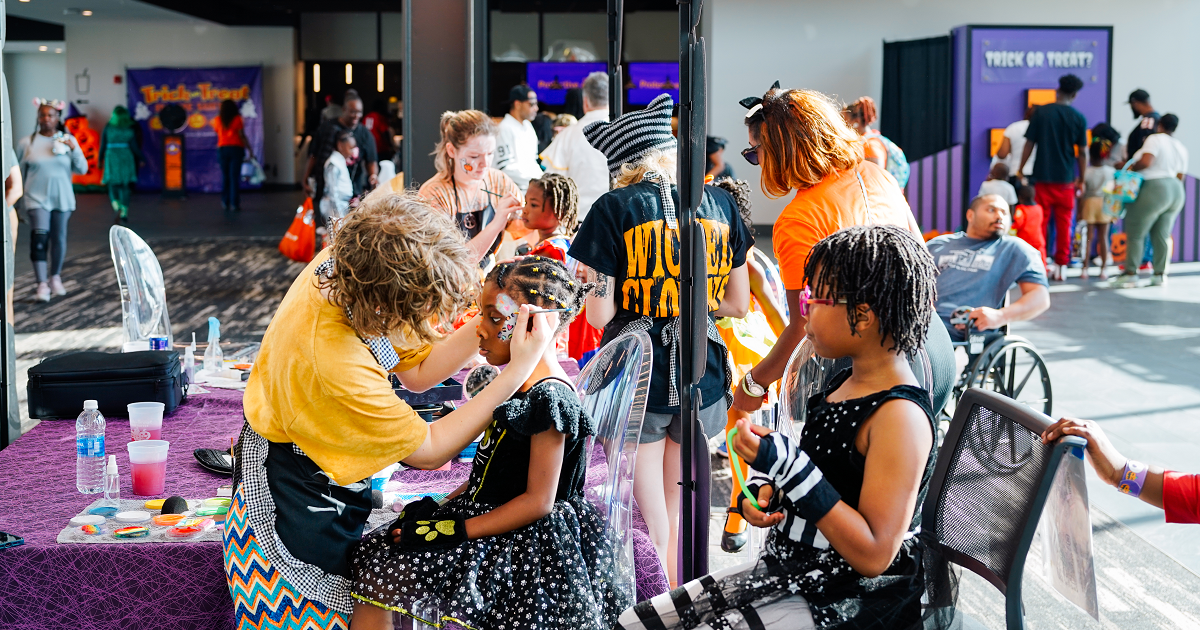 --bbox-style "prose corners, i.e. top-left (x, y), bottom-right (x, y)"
top-left (506, 305), bottom-right (558, 373)
top-left (495, 193), bottom-right (522, 223)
